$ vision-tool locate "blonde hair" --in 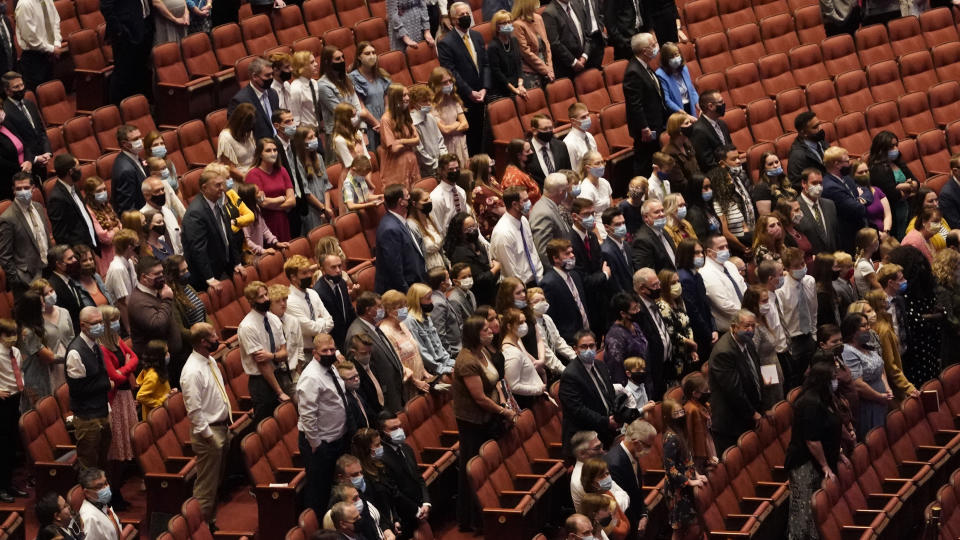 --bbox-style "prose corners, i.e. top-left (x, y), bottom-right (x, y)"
top-left (381, 290), bottom-right (406, 311)
top-left (823, 146), bottom-right (849, 168)
top-left (284, 254), bottom-right (312, 280)
top-left (663, 193), bottom-right (685, 222)
top-left (623, 357), bottom-right (646, 372)
top-left (97, 305), bottom-right (121, 348)
top-left (578, 150), bottom-right (604, 179)
top-left (291, 51), bottom-right (315, 79)
top-left (406, 283), bottom-right (432, 321)
top-left (847, 300), bottom-right (871, 315)
top-left (933, 248), bottom-right (960, 289)
top-left (268, 284), bottom-right (289, 301)
top-left (833, 251), bottom-right (853, 267)
top-left (511, 0), bottom-right (538, 21)
top-left (491, 9), bottom-right (512, 29)
top-left (666, 112), bottom-right (688, 138)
